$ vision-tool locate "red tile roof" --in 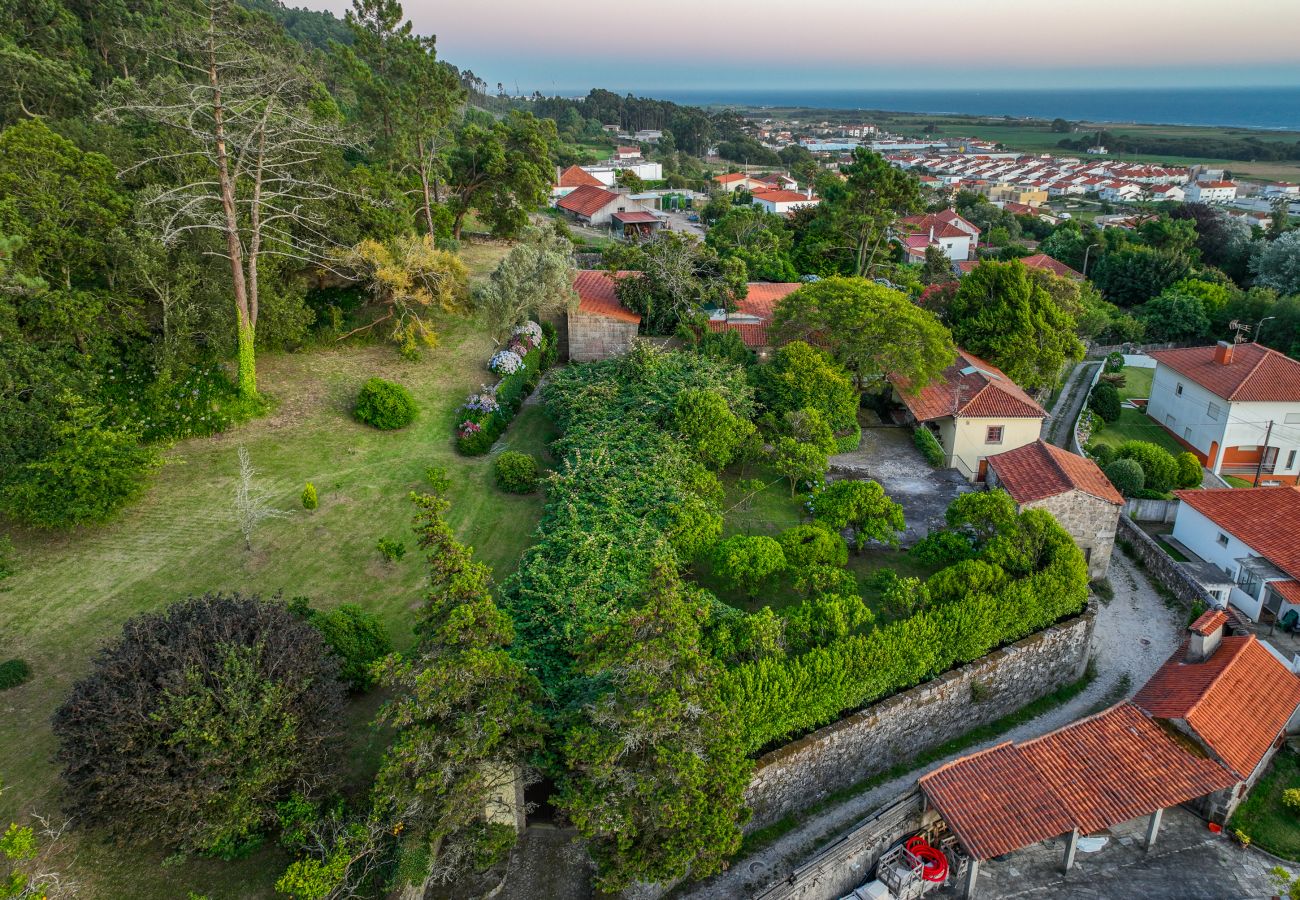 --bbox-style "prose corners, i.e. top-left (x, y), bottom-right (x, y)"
top-left (1134, 635), bottom-right (1300, 778)
top-left (714, 172), bottom-right (750, 184)
top-left (571, 270), bottom-right (641, 324)
top-left (733, 282), bottom-right (802, 320)
top-left (891, 349), bottom-right (1046, 421)
top-left (1020, 253), bottom-right (1084, 280)
top-left (1189, 609), bottom-right (1229, 636)
top-left (557, 184), bottom-right (620, 218)
top-left (754, 189), bottom-right (818, 204)
top-left (1273, 580), bottom-right (1300, 606)
top-left (616, 145), bottom-right (640, 155)
top-left (988, 440), bottom-right (1123, 505)
top-left (707, 320), bottom-right (768, 348)
top-left (921, 703), bottom-right (1235, 860)
top-left (1148, 343), bottom-right (1300, 402)
top-left (557, 165), bottom-right (603, 188)
top-left (612, 211), bottom-right (659, 224)
top-left (1173, 486), bottom-right (1300, 580)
